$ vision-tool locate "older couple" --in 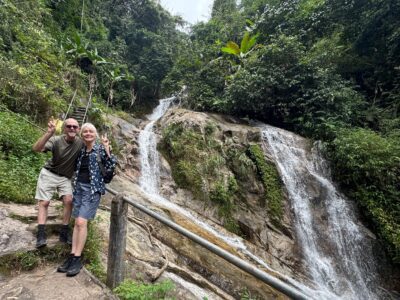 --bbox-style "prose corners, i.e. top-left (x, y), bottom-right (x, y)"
top-left (32, 118), bottom-right (116, 276)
